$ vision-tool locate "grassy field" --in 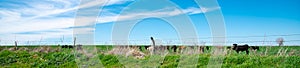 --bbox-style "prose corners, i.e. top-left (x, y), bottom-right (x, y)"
top-left (0, 46), bottom-right (299, 68)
